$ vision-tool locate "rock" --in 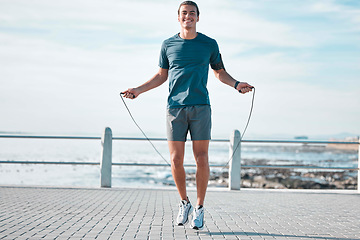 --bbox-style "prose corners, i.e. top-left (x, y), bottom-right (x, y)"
top-left (170, 168), bottom-right (357, 190)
